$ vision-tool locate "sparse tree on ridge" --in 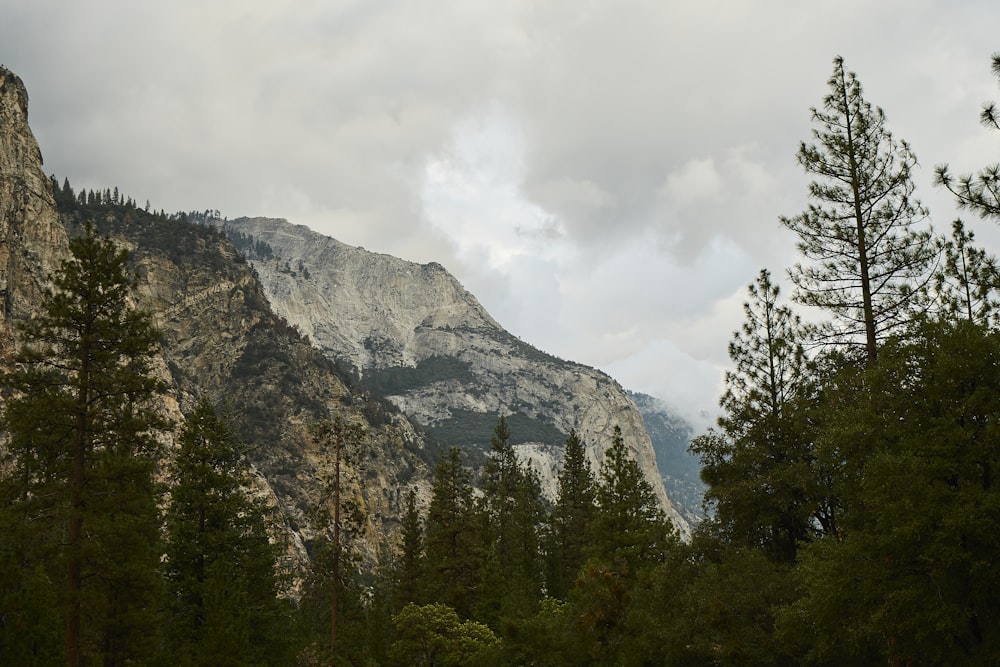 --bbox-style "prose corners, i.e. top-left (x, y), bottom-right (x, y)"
top-left (781, 56), bottom-right (936, 363)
